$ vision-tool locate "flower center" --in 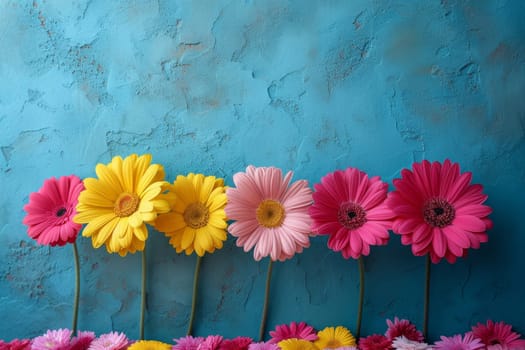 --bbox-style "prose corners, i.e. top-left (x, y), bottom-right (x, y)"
top-left (114, 192), bottom-right (140, 217)
top-left (183, 202), bottom-right (210, 229)
top-left (56, 207), bottom-right (67, 217)
top-left (423, 197), bottom-right (455, 228)
top-left (256, 199), bottom-right (285, 228)
top-left (337, 202), bottom-right (367, 230)
top-left (325, 340), bottom-right (342, 349)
